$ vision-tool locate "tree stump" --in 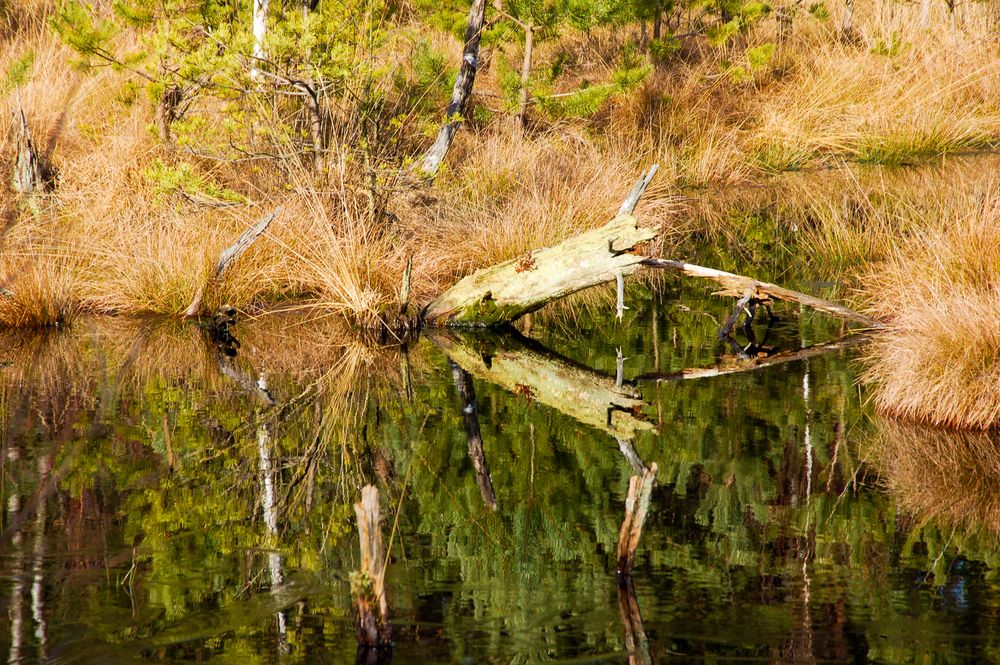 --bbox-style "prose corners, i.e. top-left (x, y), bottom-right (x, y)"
top-left (12, 108), bottom-right (45, 196)
top-left (351, 485), bottom-right (391, 647)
